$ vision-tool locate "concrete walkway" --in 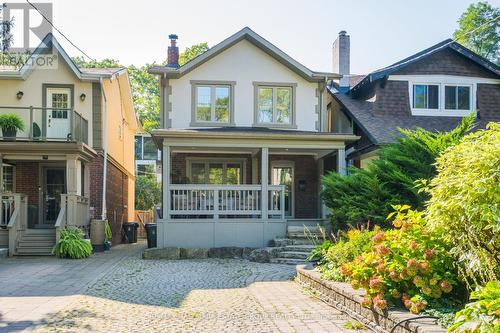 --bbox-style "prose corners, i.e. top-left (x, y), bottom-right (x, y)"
top-left (0, 242), bottom-right (368, 333)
